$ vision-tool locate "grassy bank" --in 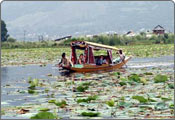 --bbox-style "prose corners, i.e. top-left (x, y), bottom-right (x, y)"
top-left (1, 44), bottom-right (173, 66)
